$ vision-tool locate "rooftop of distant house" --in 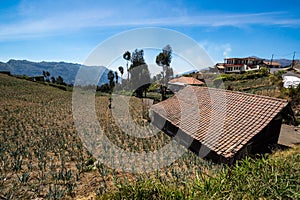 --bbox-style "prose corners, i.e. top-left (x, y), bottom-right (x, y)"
top-left (169, 76), bottom-right (204, 85)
